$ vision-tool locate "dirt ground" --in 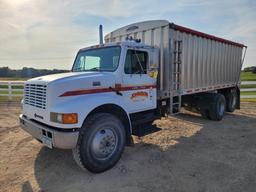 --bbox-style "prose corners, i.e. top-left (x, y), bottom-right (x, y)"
top-left (0, 102), bottom-right (256, 192)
